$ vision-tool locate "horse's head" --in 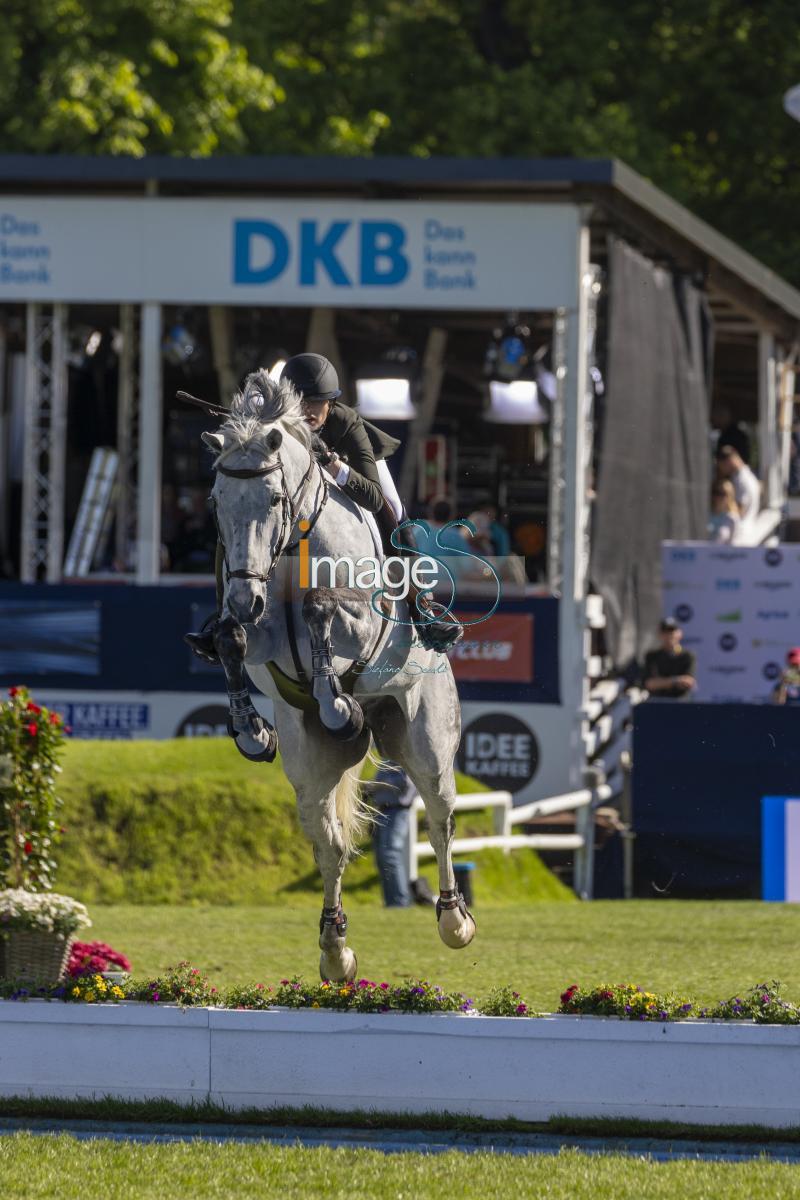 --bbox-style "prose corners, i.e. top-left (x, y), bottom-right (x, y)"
top-left (203, 369), bottom-right (311, 624)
